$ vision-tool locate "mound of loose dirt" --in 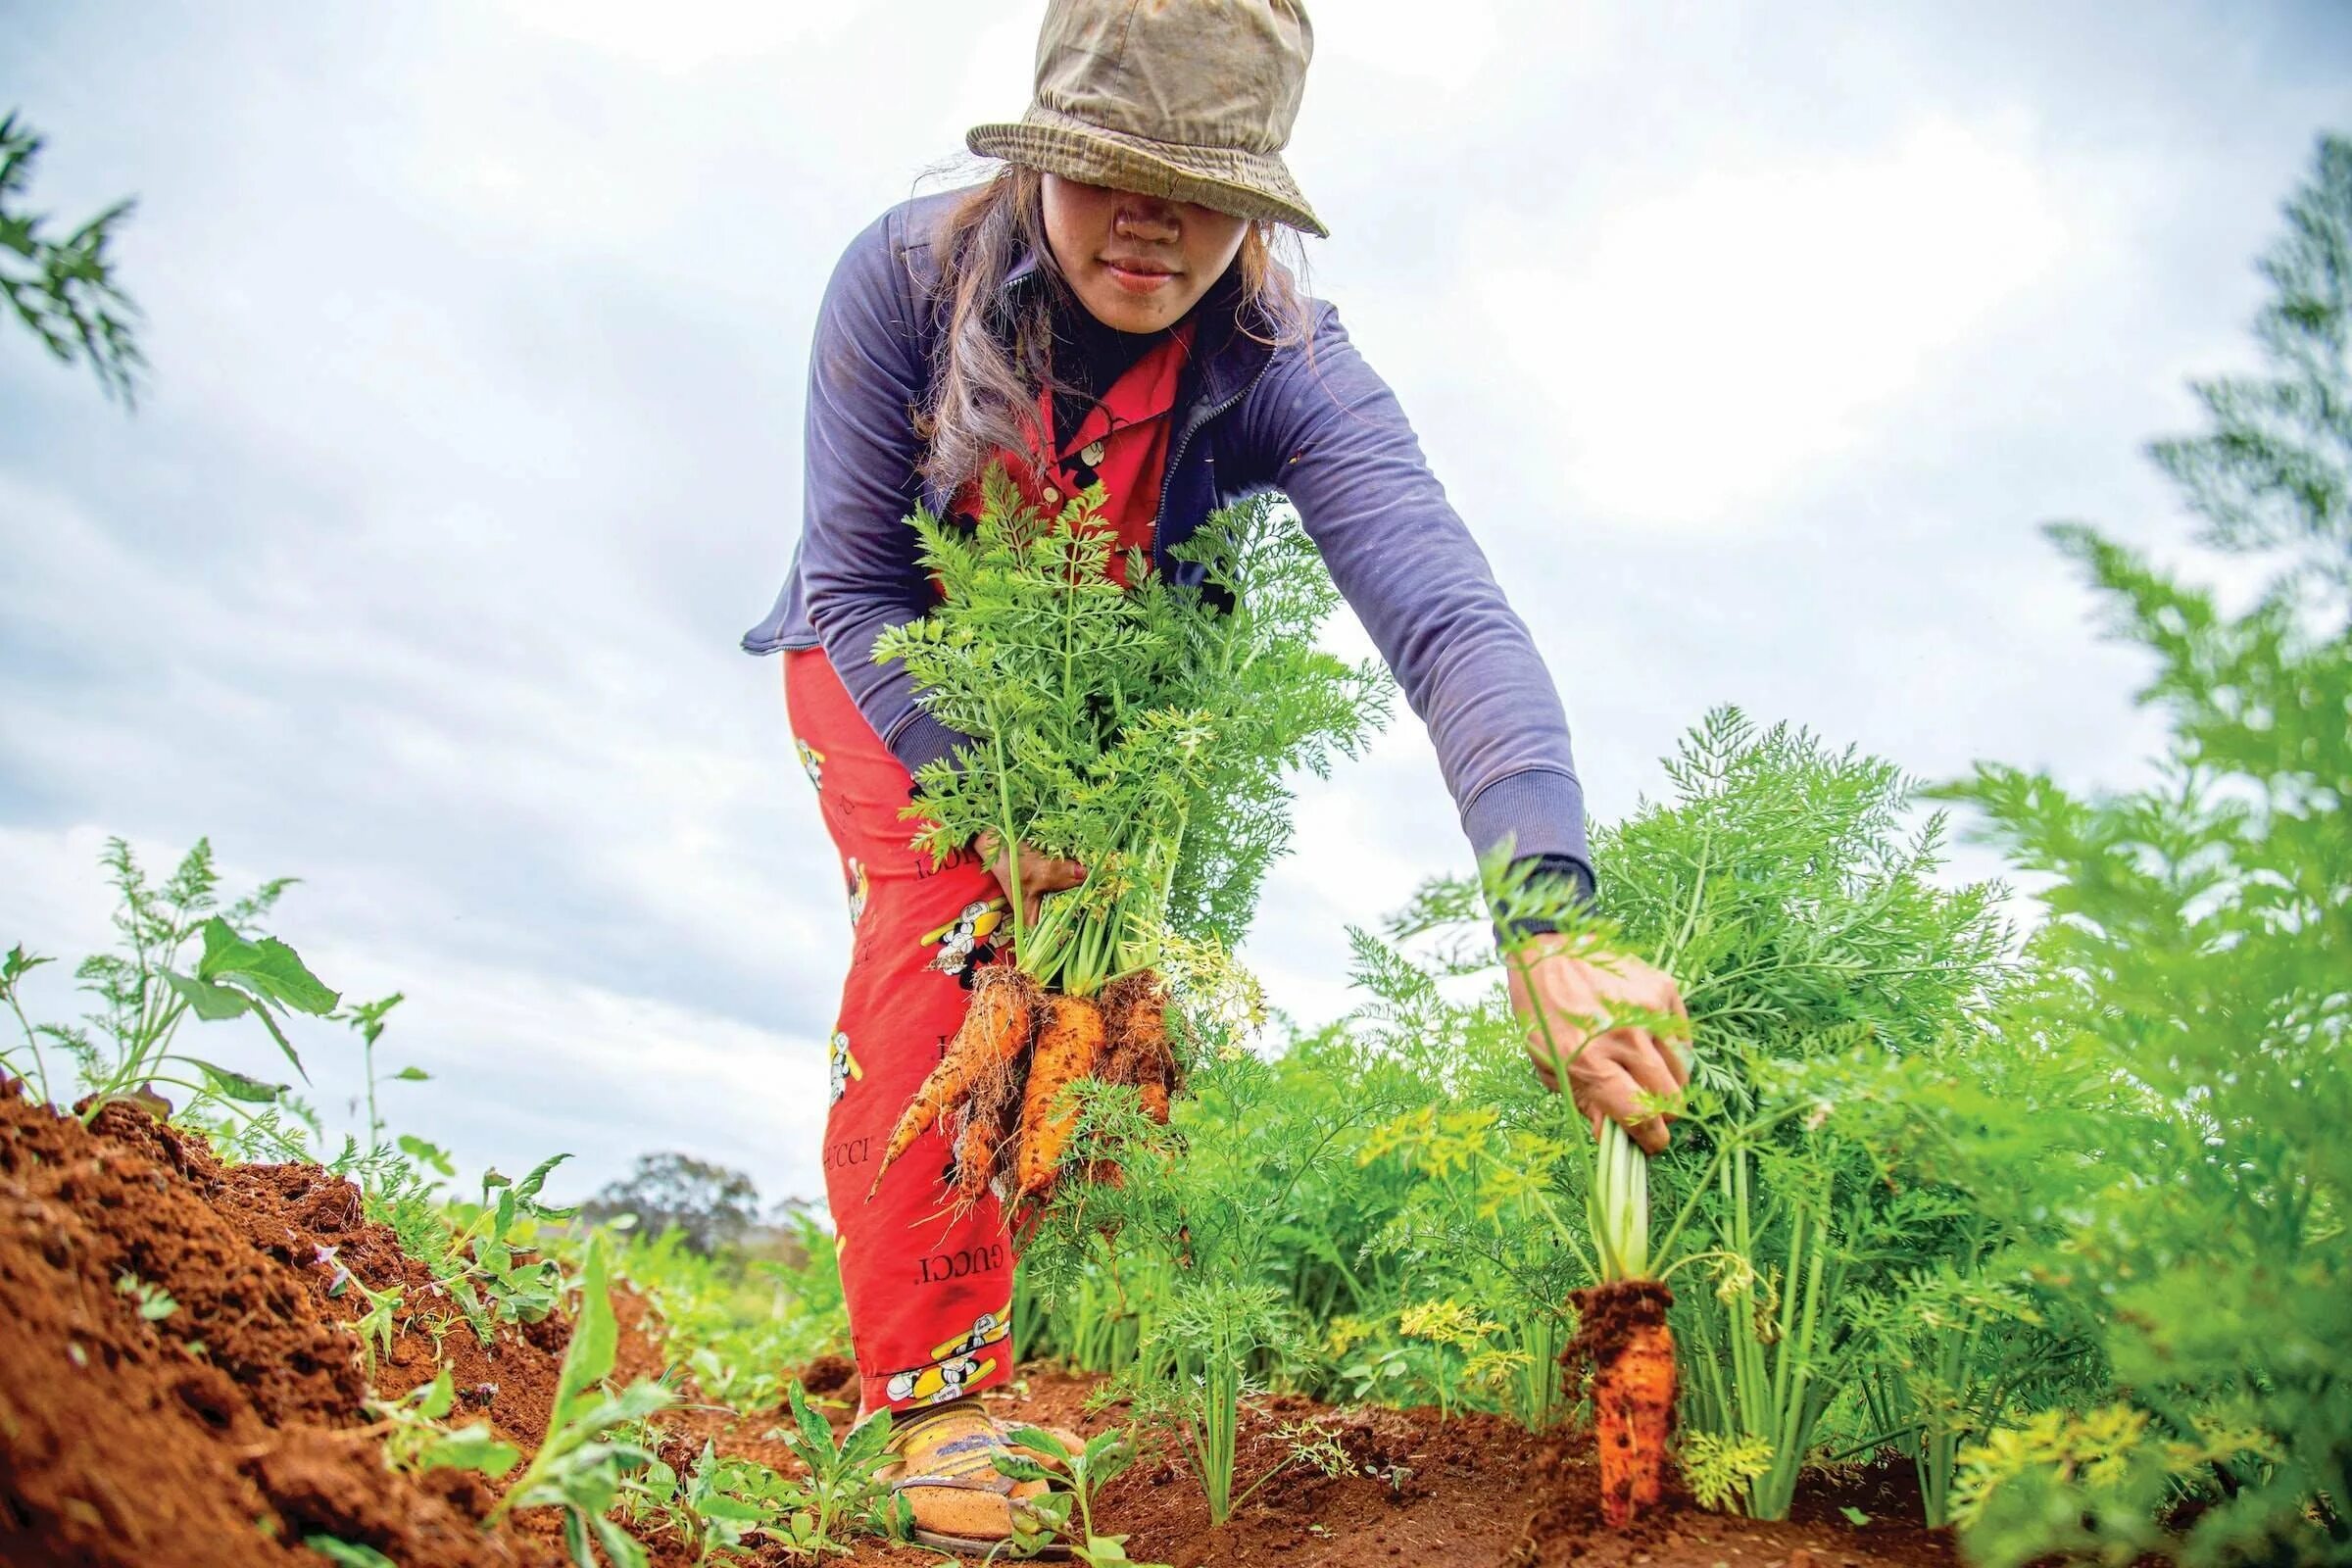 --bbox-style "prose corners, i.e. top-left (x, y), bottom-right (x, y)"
top-left (0, 1083), bottom-right (552, 1567)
